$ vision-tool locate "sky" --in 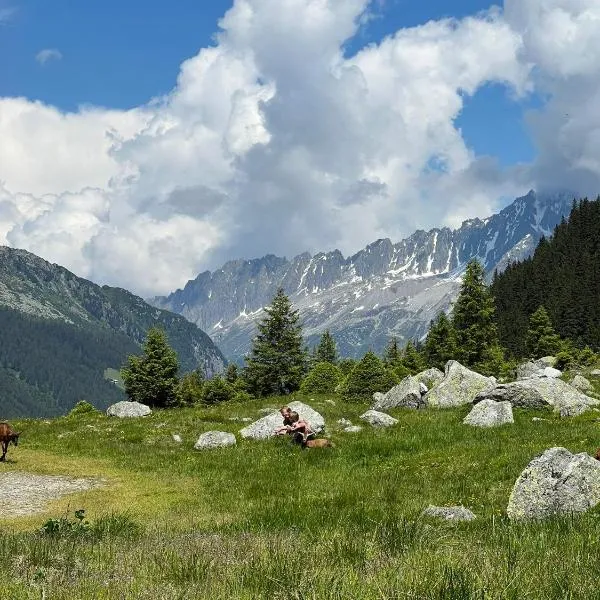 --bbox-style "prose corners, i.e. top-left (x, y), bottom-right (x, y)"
top-left (1, 0), bottom-right (599, 297)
